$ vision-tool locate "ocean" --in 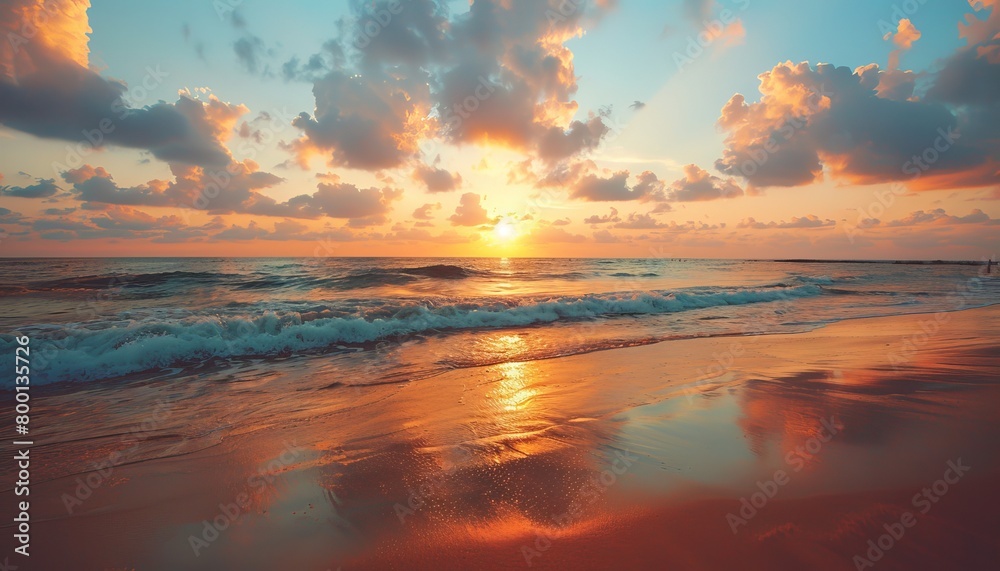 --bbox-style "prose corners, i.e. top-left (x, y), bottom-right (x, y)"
top-left (1, 257), bottom-right (995, 387)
